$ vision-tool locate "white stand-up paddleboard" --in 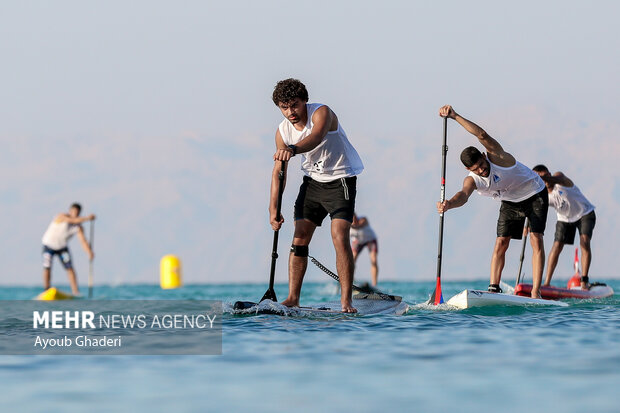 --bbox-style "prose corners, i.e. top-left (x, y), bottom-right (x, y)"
top-left (234, 294), bottom-right (408, 316)
top-left (446, 289), bottom-right (569, 309)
